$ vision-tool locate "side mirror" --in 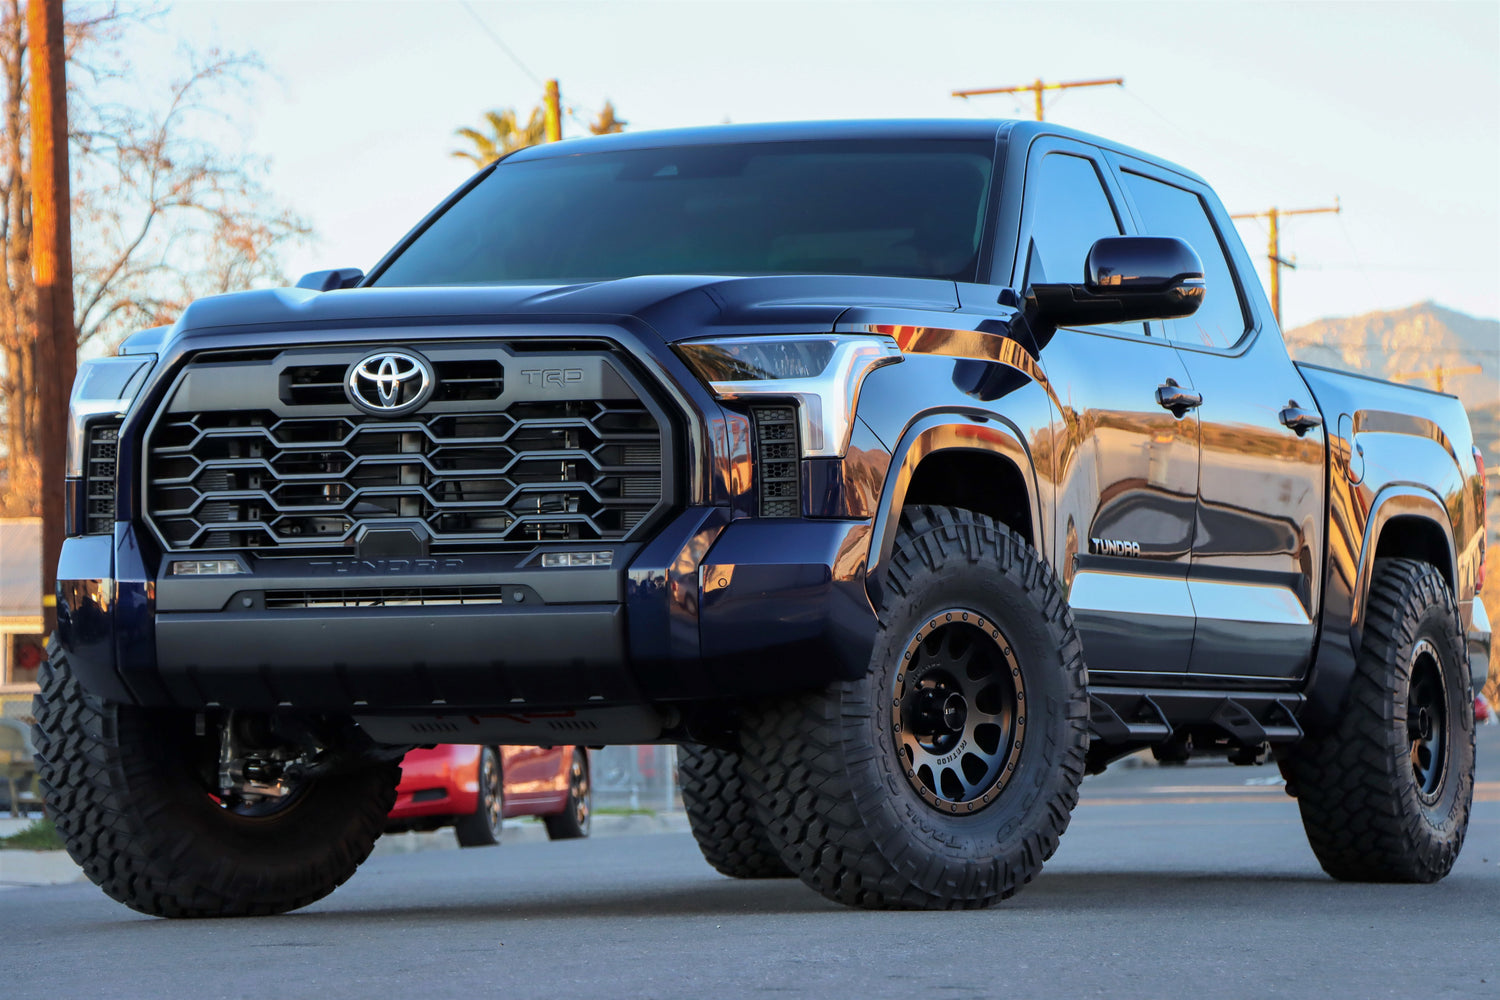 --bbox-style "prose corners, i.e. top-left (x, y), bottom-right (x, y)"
top-left (296, 267), bottom-right (365, 292)
top-left (1024, 236), bottom-right (1204, 333)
